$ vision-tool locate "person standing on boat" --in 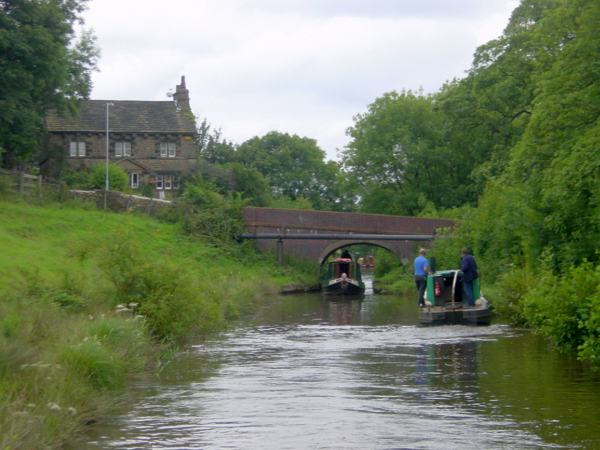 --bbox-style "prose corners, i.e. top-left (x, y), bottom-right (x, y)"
top-left (340, 249), bottom-right (352, 276)
top-left (460, 247), bottom-right (478, 306)
top-left (414, 248), bottom-right (430, 307)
